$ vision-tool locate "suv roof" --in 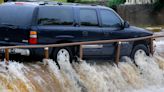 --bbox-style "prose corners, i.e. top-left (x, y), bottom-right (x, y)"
top-left (1, 1), bottom-right (110, 9)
